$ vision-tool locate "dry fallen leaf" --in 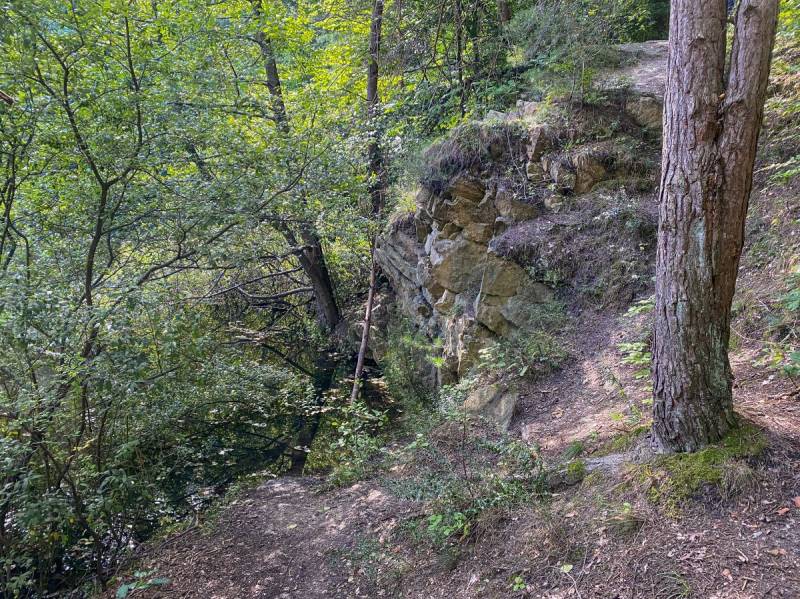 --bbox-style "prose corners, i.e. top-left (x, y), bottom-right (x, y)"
top-left (766, 548), bottom-right (787, 557)
top-left (722, 568), bottom-right (733, 582)
top-left (793, 496), bottom-right (800, 509)
top-left (776, 507), bottom-right (790, 516)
